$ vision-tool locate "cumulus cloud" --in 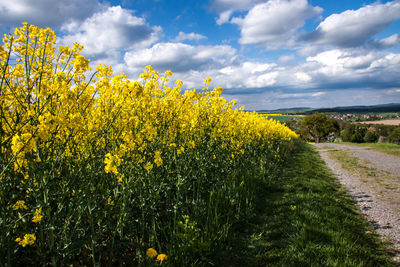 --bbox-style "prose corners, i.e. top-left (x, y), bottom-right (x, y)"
top-left (211, 0), bottom-right (263, 25)
top-left (279, 54), bottom-right (295, 63)
top-left (122, 41), bottom-right (284, 93)
top-left (295, 72), bottom-right (312, 82)
top-left (302, 49), bottom-right (400, 90)
top-left (302, 0), bottom-right (400, 48)
top-left (175, 32), bottom-right (206, 42)
top-left (123, 42), bottom-right (238, 74)
top-left (375, 34), bottom-right (400, 49)
top-left (59, 6), bottom-right (161, 64)
top-left (0, 0), bottom-right (99, 27)
top-left (214, 62), bottom-right (279, 89)
top-left (232, 0), bottom-right (322, 49)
